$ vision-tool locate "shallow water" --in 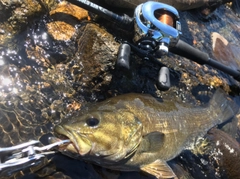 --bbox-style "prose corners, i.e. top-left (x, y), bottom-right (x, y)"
top-left (0, 1), bottom-right (240, 179)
